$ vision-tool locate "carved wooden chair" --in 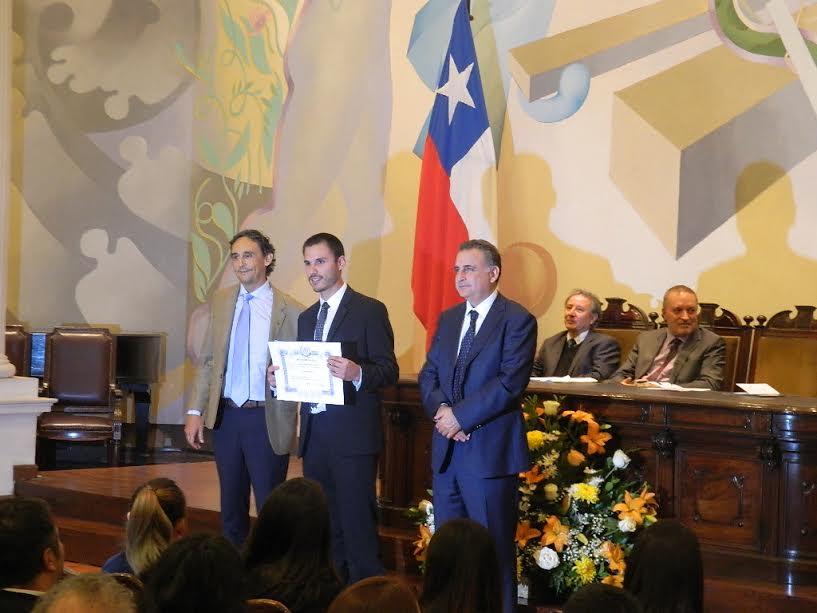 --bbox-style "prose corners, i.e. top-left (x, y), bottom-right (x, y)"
top-left (5, 324), bottom-right (30, 376)
top-left (696, 303), bottom-right (753, 392)
top-left (595, 297), bottom-right (655, 362)
top-left (246, 599), bottom-right (292, 612)
top-left (36, 327), bottom-right (123, 469)
top-left (749, 306), bottom-right (817, 396)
